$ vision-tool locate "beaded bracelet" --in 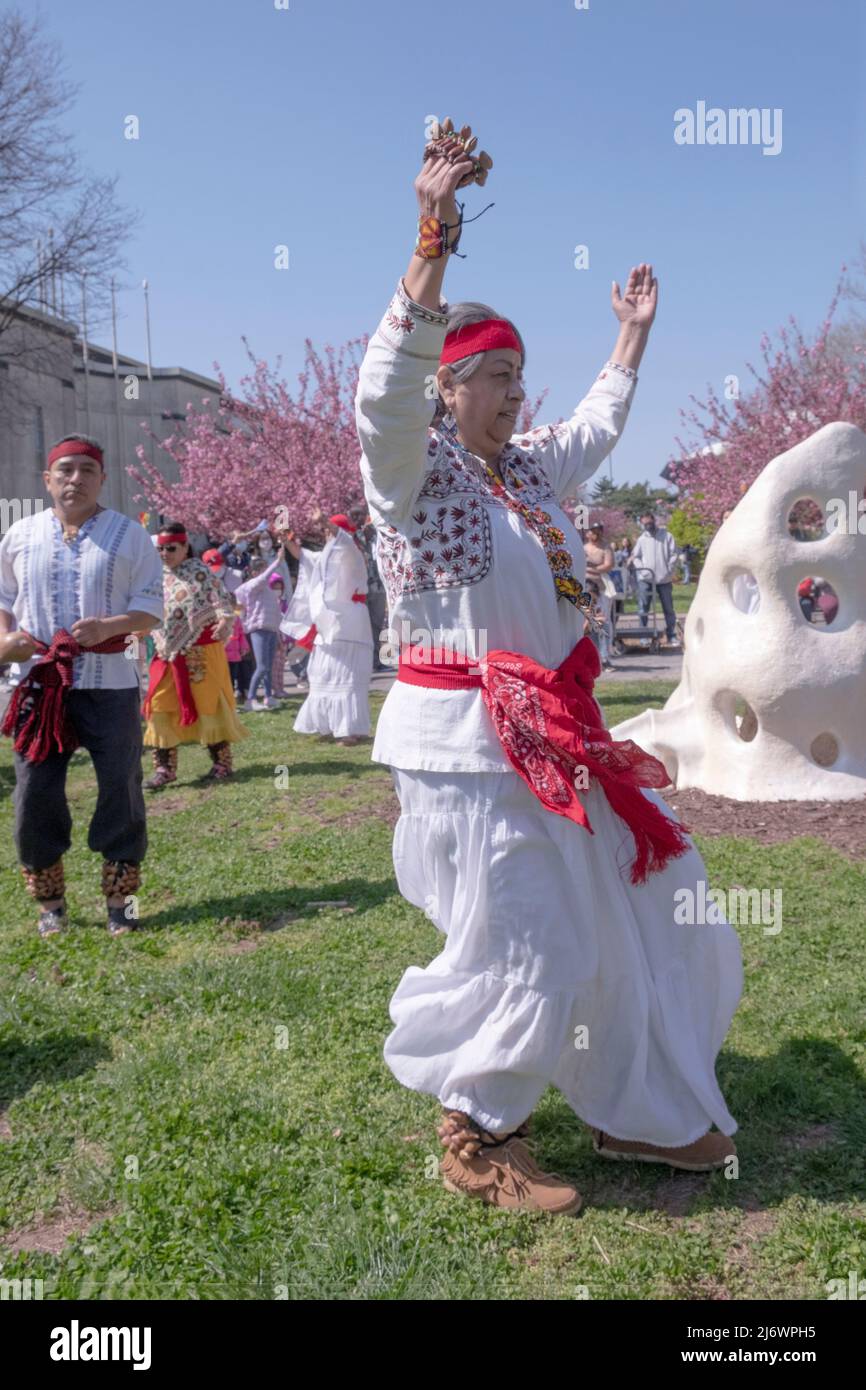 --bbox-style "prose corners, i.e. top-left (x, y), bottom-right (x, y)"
top-left (603, 360), bottom-right (638, 380)
top-left (413, 208), bottom-right (464, 261)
